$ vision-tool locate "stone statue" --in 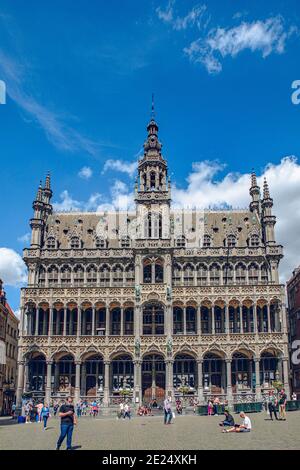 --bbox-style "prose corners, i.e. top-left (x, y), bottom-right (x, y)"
top-left (166, 285), bottom-right (172, 301)
top-left (135, 338), bottom-right (141, 357)
top-left (166, 337), bottom-right (173, 356)
top-left (135, 285), bottom-right (141, 301)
